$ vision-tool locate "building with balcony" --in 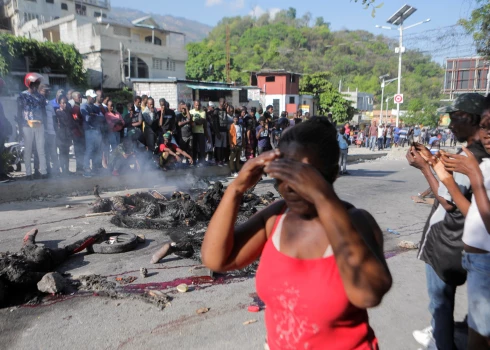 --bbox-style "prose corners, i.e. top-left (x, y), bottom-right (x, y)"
top-left (1, 0), bottom-right (187, 89)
